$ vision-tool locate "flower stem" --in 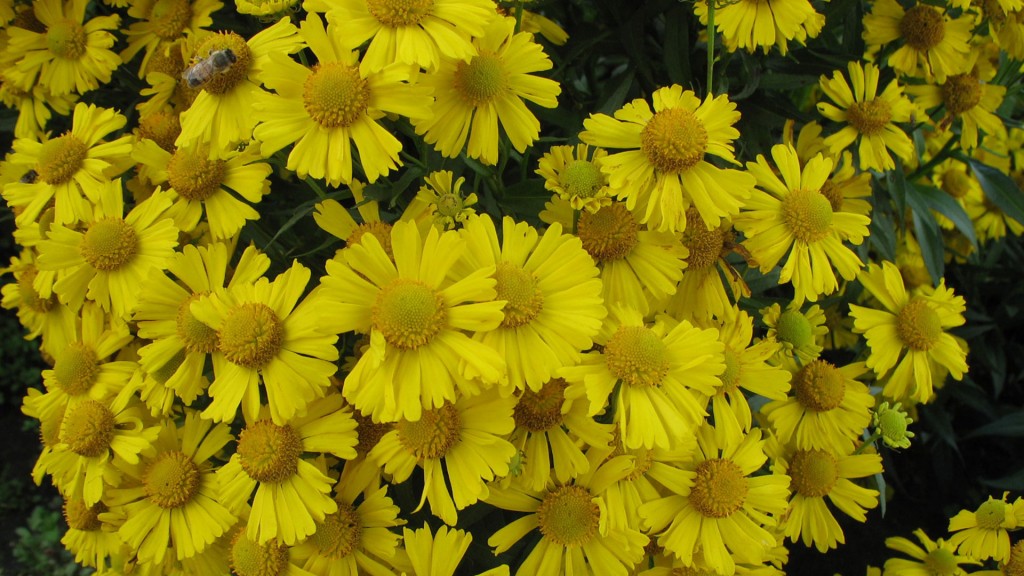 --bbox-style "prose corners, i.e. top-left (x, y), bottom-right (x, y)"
top-left (707, 0), bottom-right (716, 95)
